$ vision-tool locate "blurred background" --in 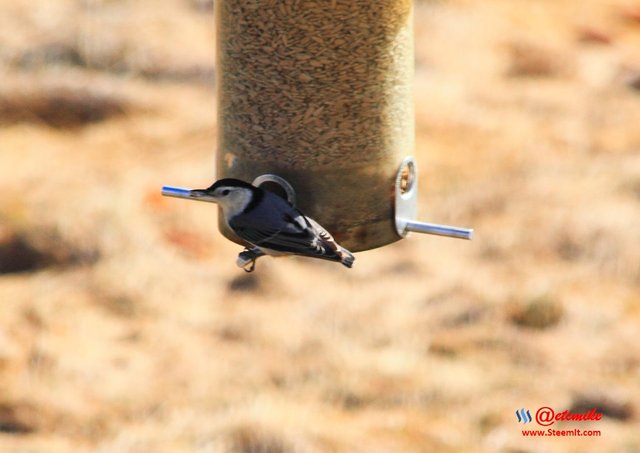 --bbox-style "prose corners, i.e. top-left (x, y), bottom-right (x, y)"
top-left (1, 0), bottom-right (639, 451)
